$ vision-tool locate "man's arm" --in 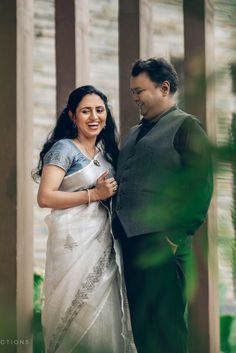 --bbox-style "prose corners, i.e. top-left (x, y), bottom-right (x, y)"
top-left (167, 116), bottom-right (213, 245)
